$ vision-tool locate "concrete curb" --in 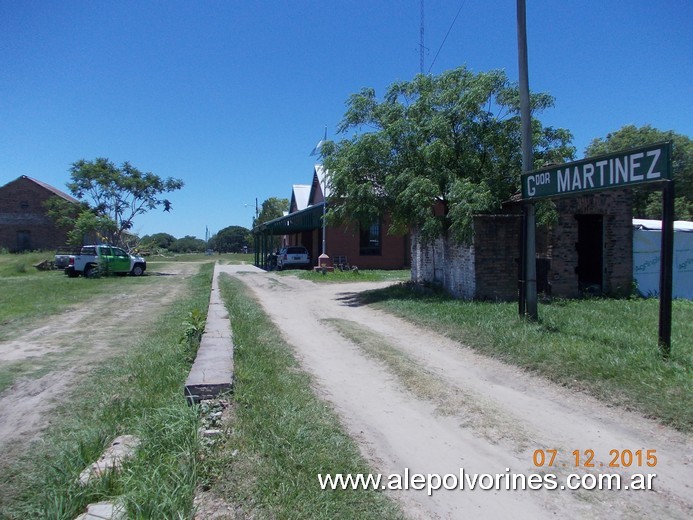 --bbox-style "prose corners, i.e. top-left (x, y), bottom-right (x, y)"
top-left (184, 263), bottom-right (234, 403)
